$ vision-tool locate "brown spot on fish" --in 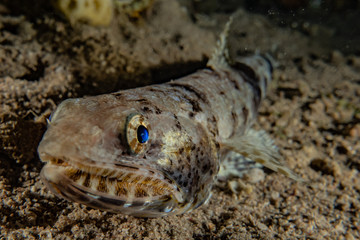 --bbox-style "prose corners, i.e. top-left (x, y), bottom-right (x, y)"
top-left (232, 62), bottom-right (258, 83)
top-left (231, 110), bottom-right (237, 137)
top-left (152, 184), bottom-right (168, 196)
top-left (229, 78), bottom-right (240, 90)
top-left (115, 183), bottom-right (128, 196)
top-left (101, 169), bottom-right (110, 176)
top-left (135, 99), bottom-right (150, 103)
top-left (142, 106), bottom-right (153, 113)
top-left (121, 173), bottom-right (134, 182)
top-left (237, 70), bottom-right (262, 106)
top-left (132, 175), bottom-right (143, 183)
top-left (222, 70), bottom-right (241, 91)
top-left (149, 87), bottom-right (166, 94)
top-left (242, 107), bottom-right (249, 125)
top-left (67, 169), bottom-right (82, 182)
top-left (112, 171), bottom-right (126, 179)
top-left (134, 144), bottom-right (143, 153)
top-left (202, 163), bottom-right (210, 173)
top-left (241, 151), bottom-right (249, 158)
top-left (164, 176), bottom-right (174, 185)
top-left (83, 173), bottom-right (91, 188)
top-left (250, 84), bottom-right (261, 108)
top-left (111, 92), bottom-right (122, 99)
top-left (142, 177), bottom-right (153, 184)
top-left (117, 133), bottom-right (124, 145)
top-left (154, 106), bottom-right (162, 114)
top-left (97, 176), bottom-right (108, 192)
top-left (255, 158), bottom-right (265, 164)
top-left (169, 83), bottom-right (209, 105)
top-left (173, 114), bottom-right (182, 130)
top-left (182, 94), bottom-right (202, 113)
top-left (135, 186), bottom-right (148, 197)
